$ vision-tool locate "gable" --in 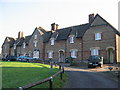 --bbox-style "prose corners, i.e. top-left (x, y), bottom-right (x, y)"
top-left (90, 14), bottom-right (120, 36)
top-left (91, 14), bottom-right (107, 26)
